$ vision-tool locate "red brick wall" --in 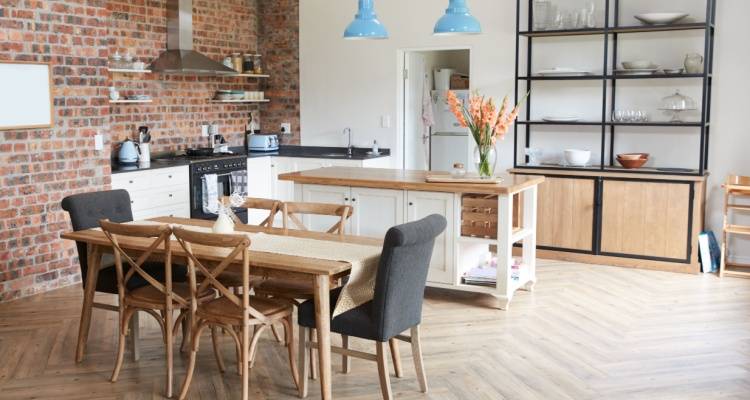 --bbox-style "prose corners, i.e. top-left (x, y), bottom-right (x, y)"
top-left (0, 0), bottom-right (300, 302)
